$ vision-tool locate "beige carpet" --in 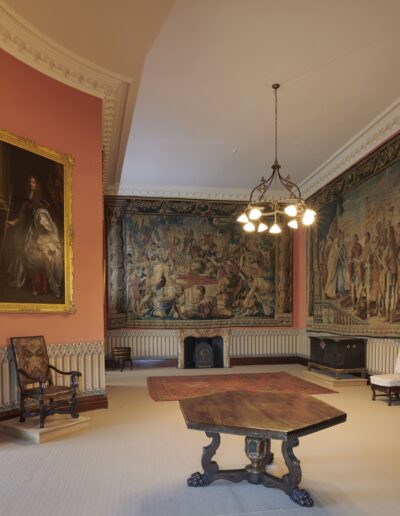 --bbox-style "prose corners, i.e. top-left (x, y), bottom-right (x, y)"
top-left (0, 363), bottom-right (399, 516)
